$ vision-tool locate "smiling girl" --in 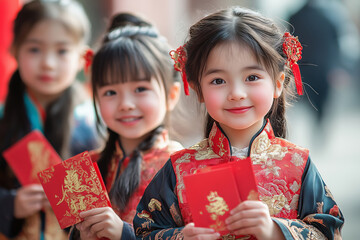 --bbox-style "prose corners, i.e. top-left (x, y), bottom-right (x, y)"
top-left (133, 6), bottom-right (344, 240)
top-left (70, 13), bottom-right (182, 240)
top-left (0, 0), bottom-right (99, 239)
